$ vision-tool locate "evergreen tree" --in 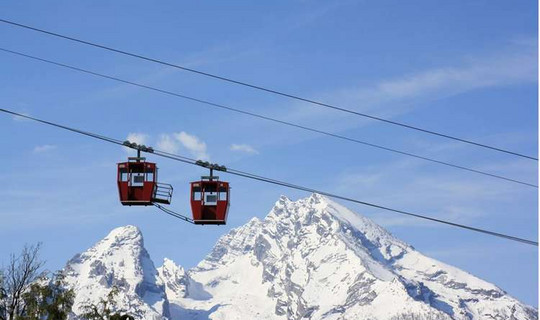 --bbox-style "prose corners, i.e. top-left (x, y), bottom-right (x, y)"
top-left (16, 272), bottom-right (74, 320)
top-left (81, 287), bottom-right (133, 320)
